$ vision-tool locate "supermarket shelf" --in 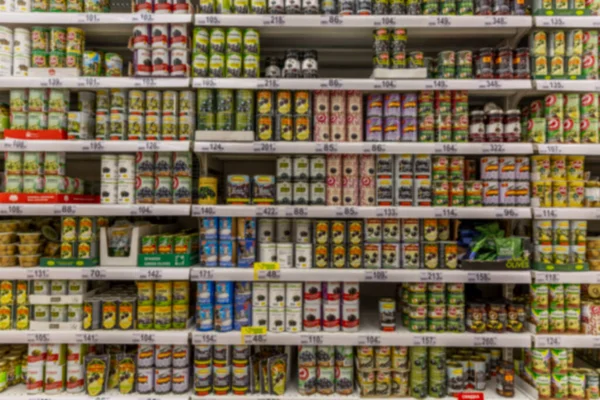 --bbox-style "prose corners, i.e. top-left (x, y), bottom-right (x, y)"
top-left (532, 208), bottom-right (598, 220)
top-left (533, 270), bottom-right (600, 284)
top-left (193, 78), bottom-right (532, 92)
top-left (0, 267), bottom-right (192, 280)
top-left (534, 80), bottom-right (600, 92)
top-left (0, 77), bottom-right (190, 89)
top-left (1, 139), bottom-right (190, 152)
top-left (192, 324), bottom-right (532, 347)
top-left (194, 141), bottom-right (534, 155)
top-left (0, 386), bottom-right (189, 400)
top-left (10, 330), bottom-right (191, 345)
top-left (196, 14), bottom-right (532, 28)
top-left (191, 267), bottom-right (532, 284)
top-left (533, 334), bottom-right (600, 349)
top-left (535, 16), bottom-right (600, 28)
top-left (192, 205), bottom-right (532, 219)
top-left (535, 143), bottom-right (600, 155)
top-left (0, 204), bottom-right (191, 216)
top-left (0, 12), bottom-right (191, 24)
